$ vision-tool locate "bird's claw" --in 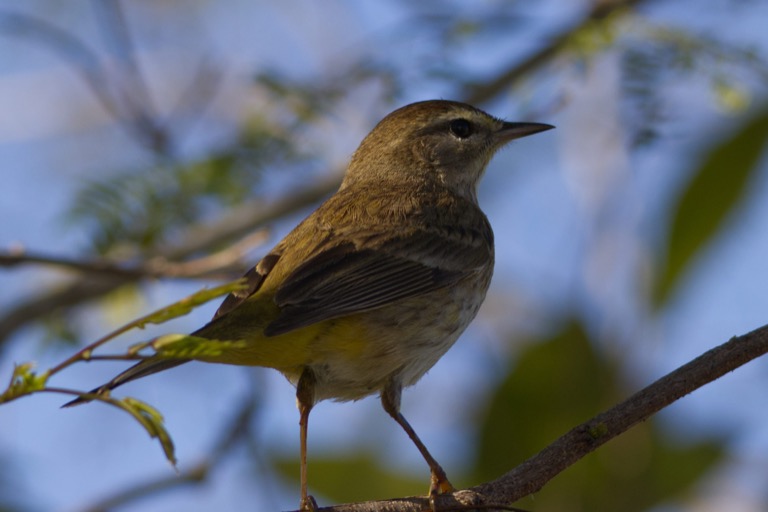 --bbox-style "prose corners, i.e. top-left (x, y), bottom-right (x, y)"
top-left (300, 495), bottom-right (318, 512)
top-left (427, 470), bottom-right (455, 511)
